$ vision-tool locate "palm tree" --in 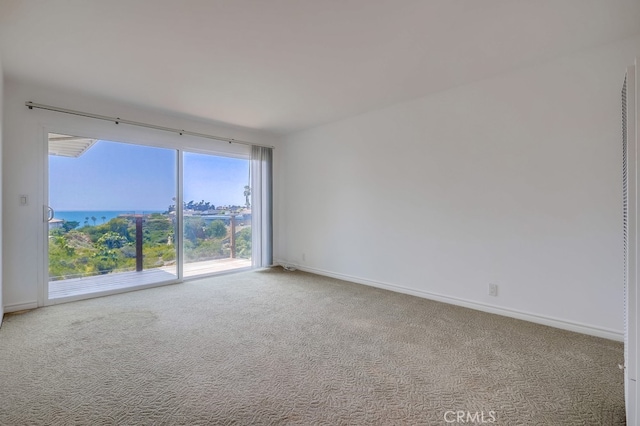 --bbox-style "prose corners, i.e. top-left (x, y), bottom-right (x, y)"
top-left (91, 216), bottom-right (97, 226)
top-left (244, 185), bottom-right (251, 209)
top-left (101, 216), bottom-right (106, 224)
